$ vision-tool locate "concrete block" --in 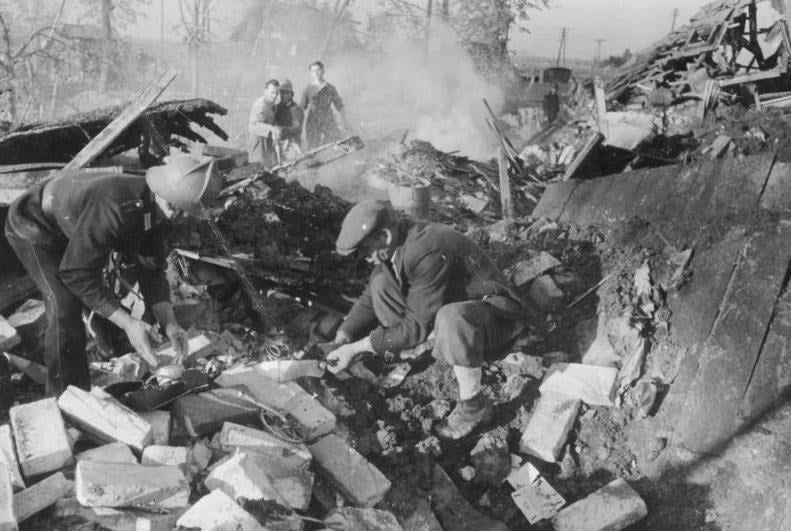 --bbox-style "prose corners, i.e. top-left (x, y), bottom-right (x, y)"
top-left (511, 476), bottom-right (565, 524)
top-left (58, 386), bottom-right (153, 452)
top-left (139, 410), bottom-right (170, 446)
top-left (172, 390), bottom-right (259, 438)
top-left (205, 451), bottom-right (285, 504)
top-left (75, 461), bottom-right (189, 509)
top-left (325, 507), bottom-right (403, 530)
top-left (0, 427), bottom-right (23, 491)
top-left (0, 464), bottom-right (17, 531)
top-left (551, 478), bottom-right (647, 531)
top-left (12, 472), bottom-right (72, 523)
top-left (176, 490), bottom-right (267, 531)
top-left (10, 397), bottom-right (73, 479)
top-left (0, 316), bottom-right (20, 352)
top-left (255, 455), bottom-right (314, 511)
top-left (219, 422), bottom-right (311, 470)
top-left (309, 433), bottom-right (391, 507)
top-left (216, 366), bottom-right (336, 441)
top-left (75, 442), bottom-right (137, 464)
top-left (519, 392), bottom-right (580, 463)
top-left (141, 446), bottom-right (189, 473)
top-left (54, 497), bottom-right (184, 531)
top-left (539, 363), bottom-right (619, 406)
top-left (528, 275), bottom-right (564, 311)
